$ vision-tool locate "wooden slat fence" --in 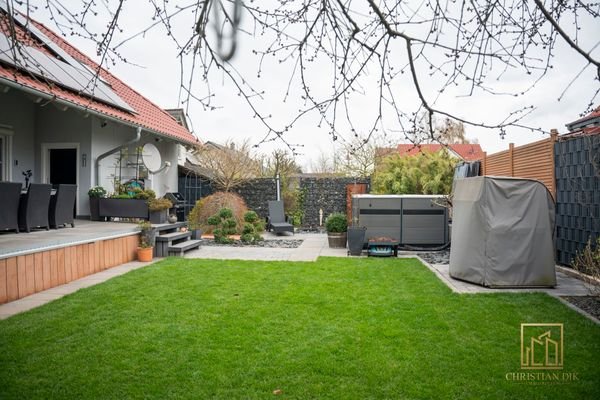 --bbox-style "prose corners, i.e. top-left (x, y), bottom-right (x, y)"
top-left (482, 131), bottom-right (558, 197)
